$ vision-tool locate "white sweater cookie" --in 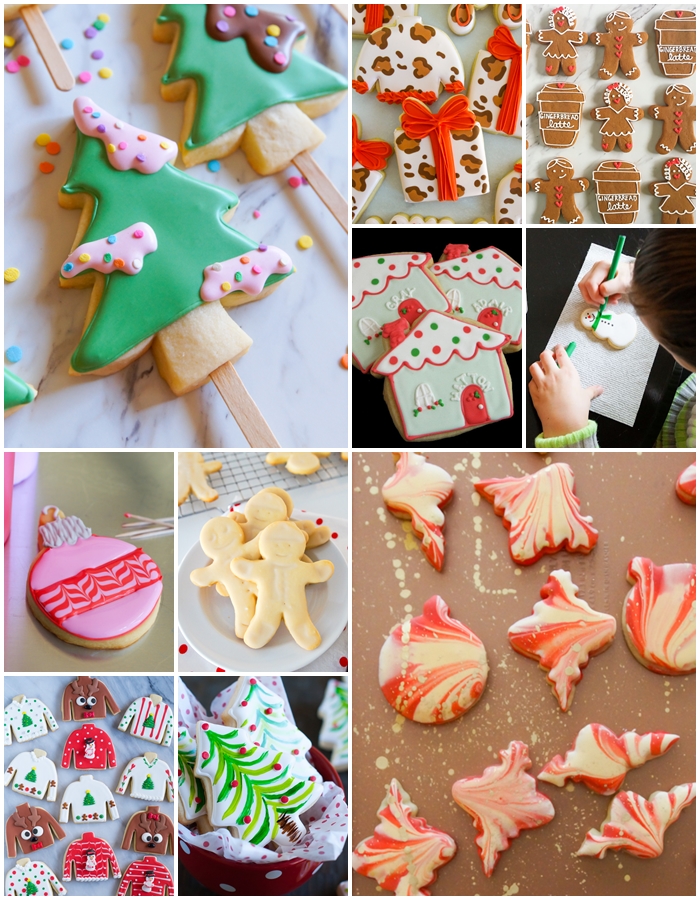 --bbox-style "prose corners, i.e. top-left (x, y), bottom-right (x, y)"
top-left (59, 774), bottom-right (119, 823)
top-left (4, 696), bottom-right (59, 744)
top-left (4, 749), bottom-right (58, 801)
top-left (116, 755), bottom-right (174, 801)
top-left (6, 859), bottom-right (66, 896)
